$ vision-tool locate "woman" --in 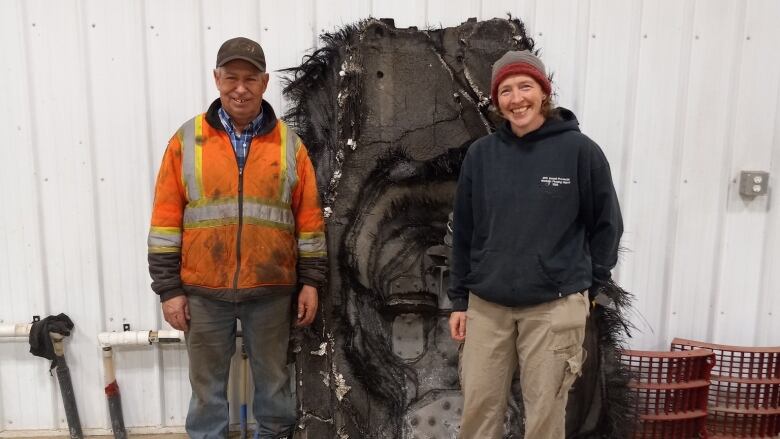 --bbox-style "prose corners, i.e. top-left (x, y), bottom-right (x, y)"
top-left (448, 50), bottom-right (623, 438)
